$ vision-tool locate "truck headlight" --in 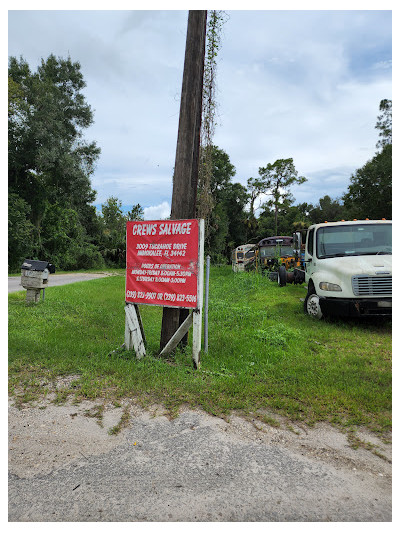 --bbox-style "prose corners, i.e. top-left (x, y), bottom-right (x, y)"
top-left (319, 282), bottom-right (342, 291)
